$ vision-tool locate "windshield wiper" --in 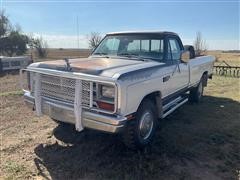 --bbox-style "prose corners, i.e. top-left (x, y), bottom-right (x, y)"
top-left (93, 52), bottom-right (107, 55)
top-left (92, 52), bottom-right (110, 58)
top-left (118, 53), bottom-right (149, 62)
